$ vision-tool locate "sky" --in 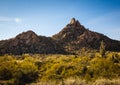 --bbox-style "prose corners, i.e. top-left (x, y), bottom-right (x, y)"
top-left (0, 0), bottom-right (120, 40)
